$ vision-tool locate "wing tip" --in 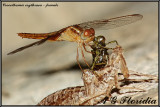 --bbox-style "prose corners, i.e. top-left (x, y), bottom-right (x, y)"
top-left (7, 51), bottom-right (14, 55)
top-left (131, 14), bottom-right (143, 19)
